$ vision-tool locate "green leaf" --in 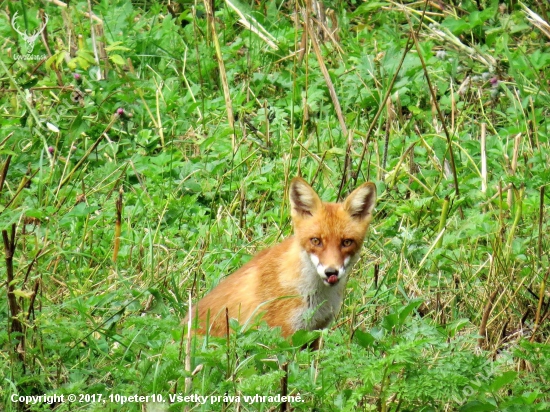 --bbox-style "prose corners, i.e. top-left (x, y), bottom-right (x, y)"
top-left (45, 54), bottom-right (57, 70)
top-left (354, 329), bottom-right (376, 348)
top-left (520, 391), bottom-right (540, 404)
top-left (326, 147), bottom-right (346, 155)
top-left (460, 401), bottom-right (497, 411)
top-left (469, 7), bottom-right (496, 28)
top-left (397, 299), bottom-right (423, 326)
top-left (352, 1), bottom-right (387, 16)
top-left (56, 50), bottom-right (67, 68)
top-left (529, 49), bottom-right (550, 70)
top-left (441, 18), bottom-right (470, 35)
top-left (109, 54), bottom-right (127, 66)
top-left (291, 329), bottom-right (319, 347)
top-left (489, 371), bottom-right (517, 391)
top-left (105, 42), bottom-right (131, 52)
top-left (445, 318), bottom-right (471, 337)
top-left (382, 312), bottom-right (398, 330)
